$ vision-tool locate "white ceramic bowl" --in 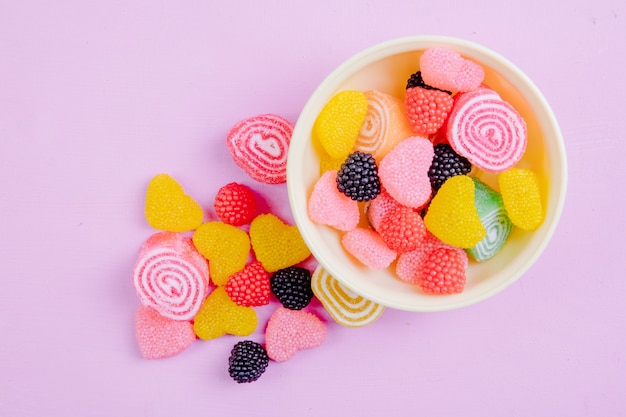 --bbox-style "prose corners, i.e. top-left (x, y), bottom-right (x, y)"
top-left (287, 36), bottom-right (567, 312)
